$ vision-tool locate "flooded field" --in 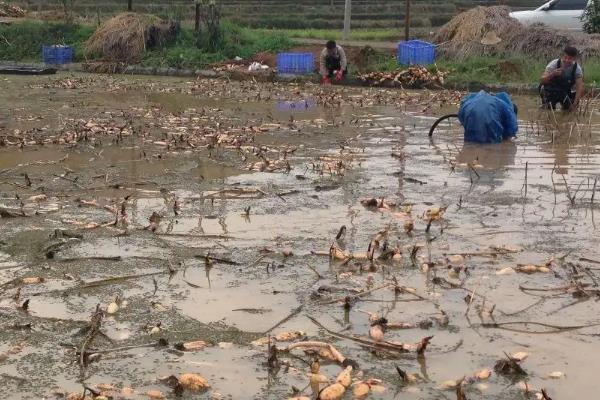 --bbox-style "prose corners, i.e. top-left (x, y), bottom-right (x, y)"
top-left (1, 73), bottom-right (600, 400)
